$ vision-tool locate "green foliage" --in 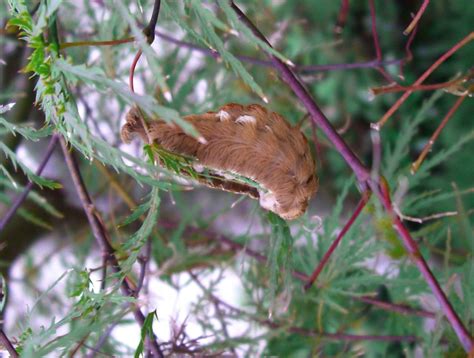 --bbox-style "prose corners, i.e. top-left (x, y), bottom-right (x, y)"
top-left (1, 0), bottom-right (473, 357)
